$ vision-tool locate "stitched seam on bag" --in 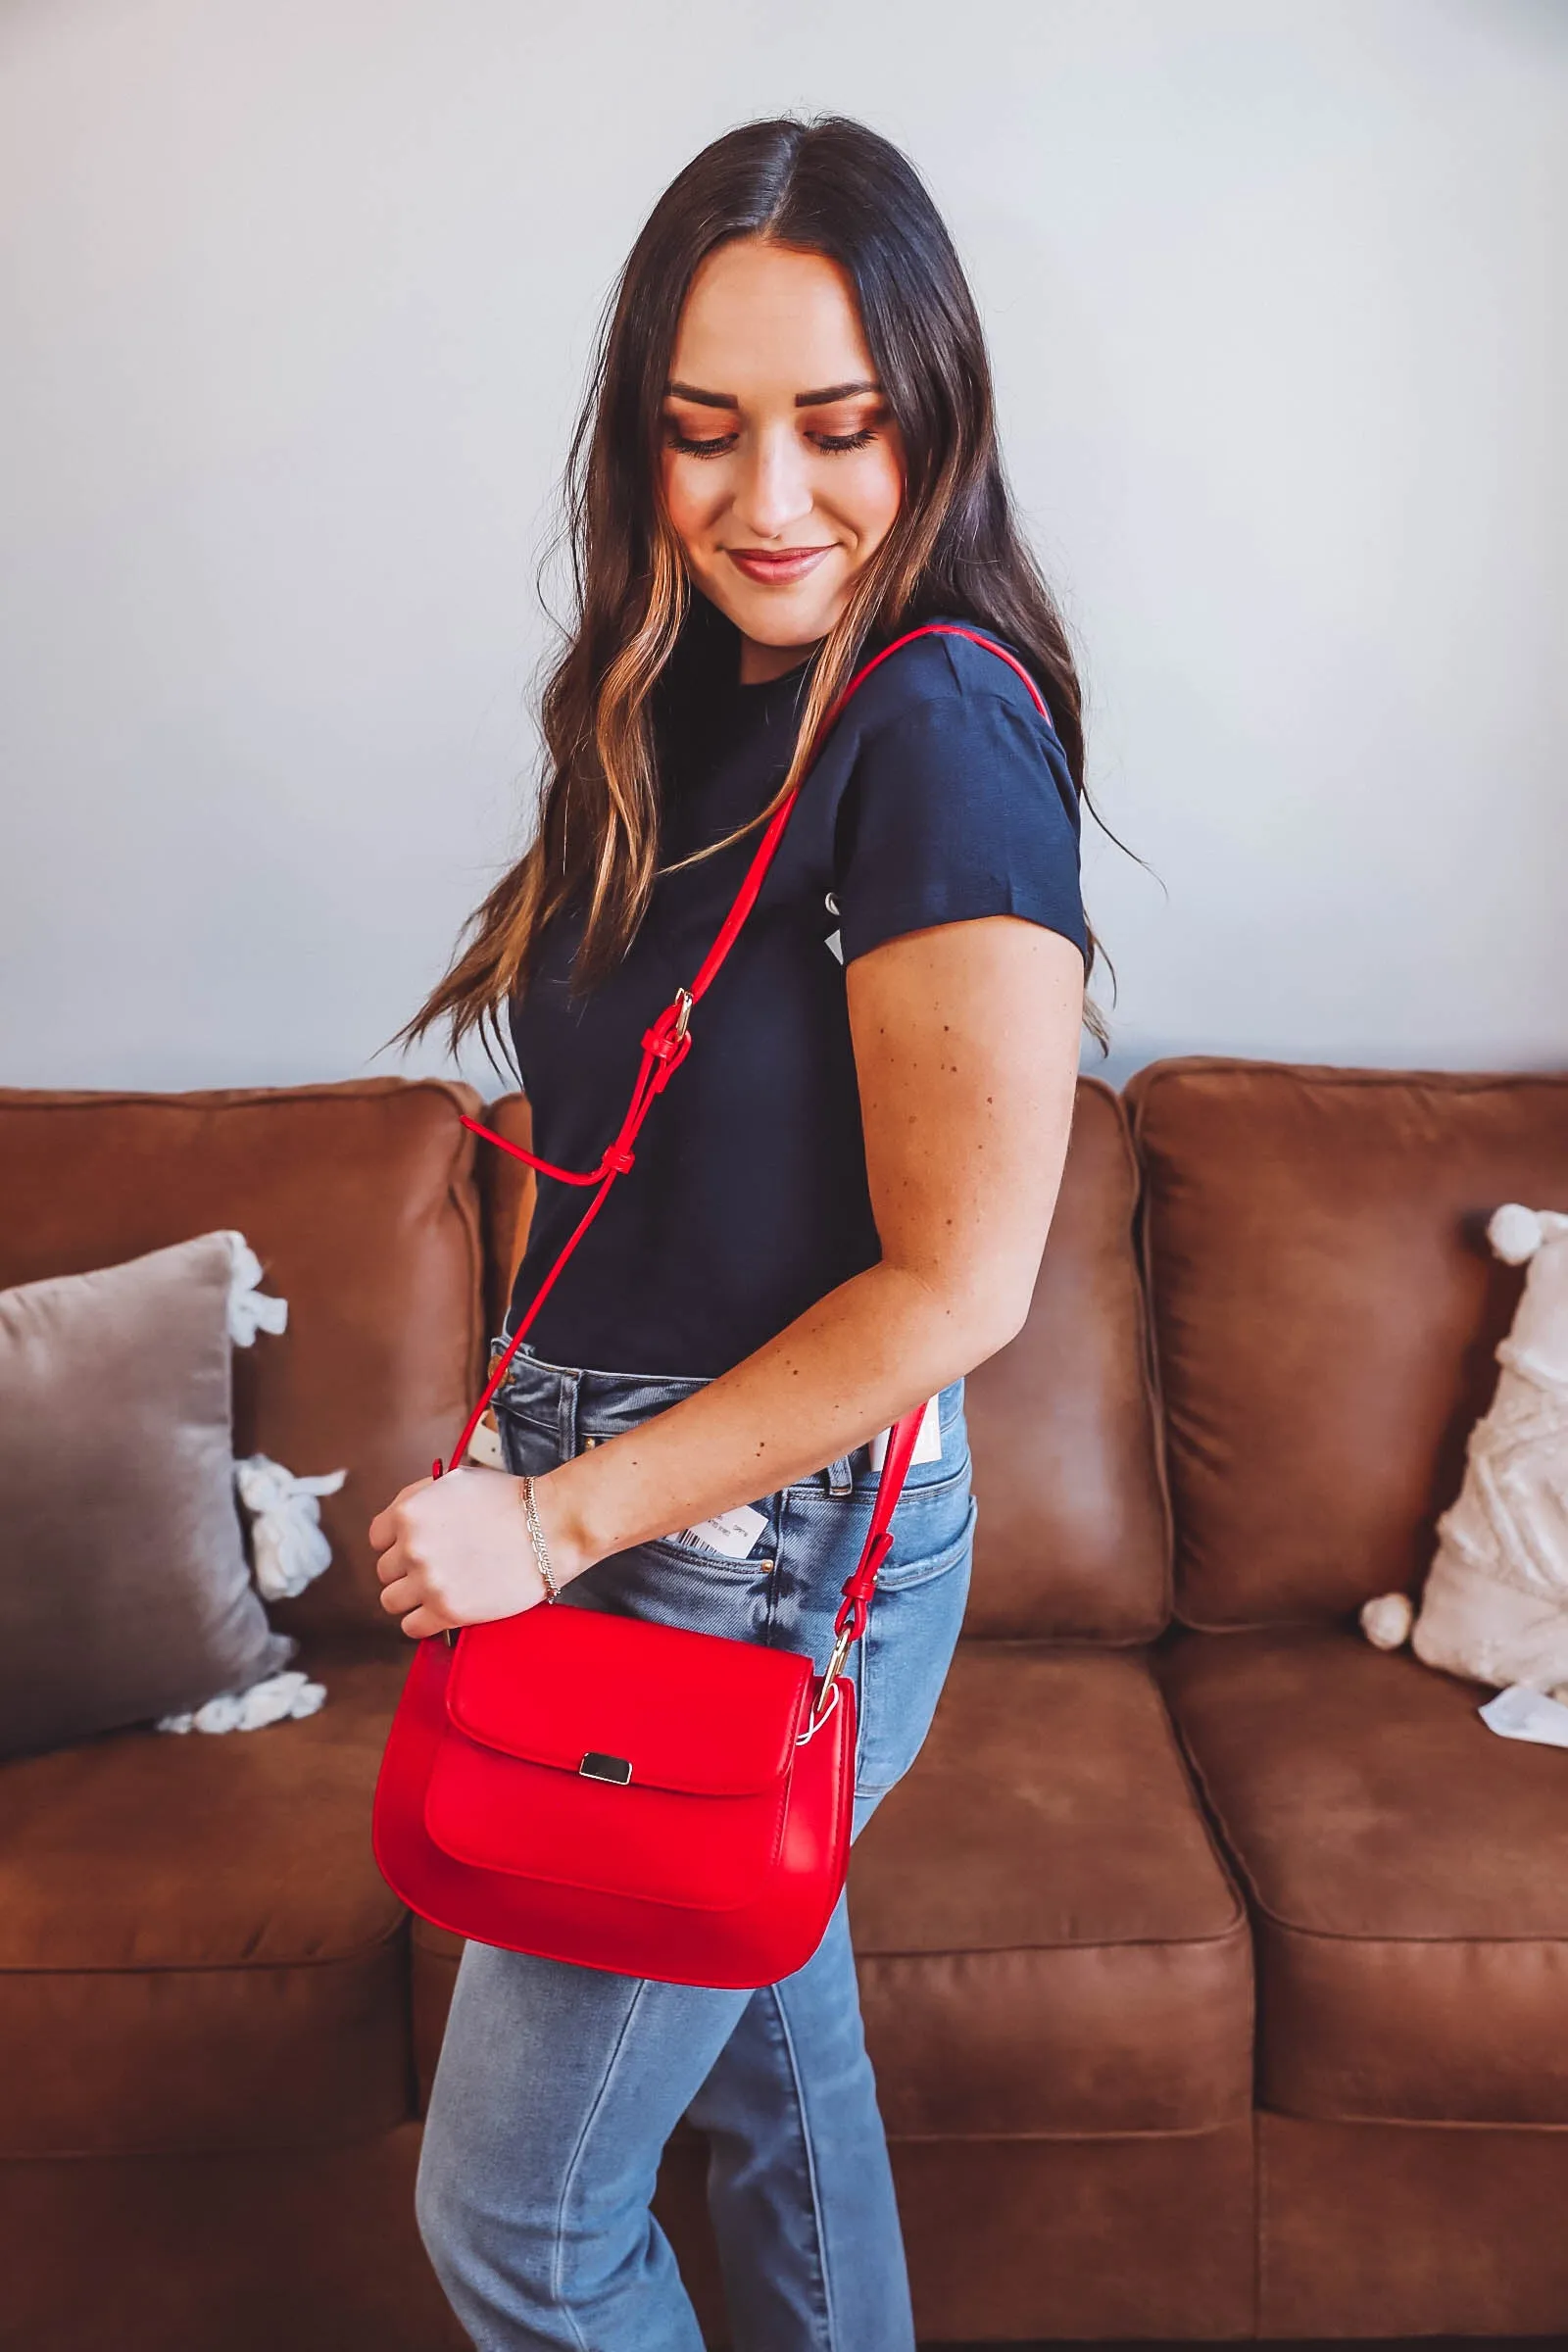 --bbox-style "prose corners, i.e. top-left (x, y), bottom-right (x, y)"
top-left (423, 1770), bottom-right (792, 1908)
top-left (442, 1690), bottom-right (800, 1792)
